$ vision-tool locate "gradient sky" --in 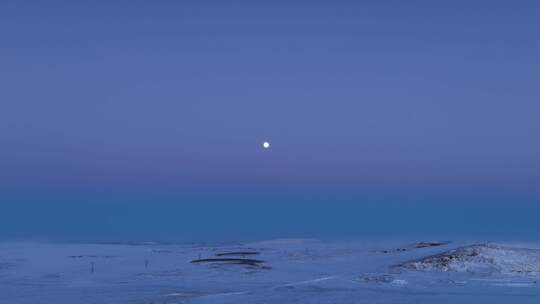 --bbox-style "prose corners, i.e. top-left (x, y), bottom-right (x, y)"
top-left (1, 1), bottom-right (539, 241)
